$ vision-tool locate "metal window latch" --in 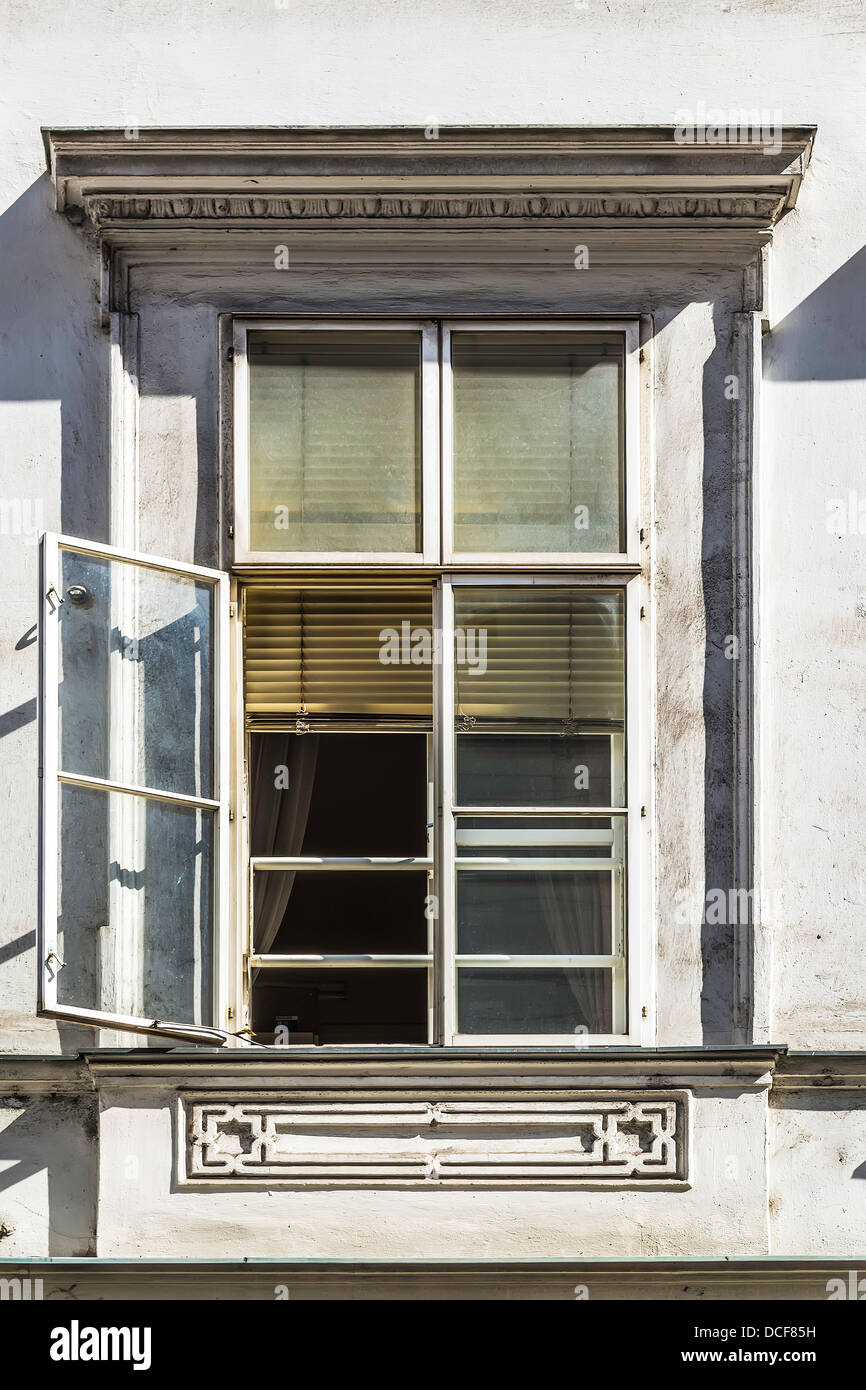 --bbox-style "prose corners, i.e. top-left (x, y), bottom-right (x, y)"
top-left (46, 584), bottom-right (64, 607)
top-left (45, 949), bottom-right (66, 971)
